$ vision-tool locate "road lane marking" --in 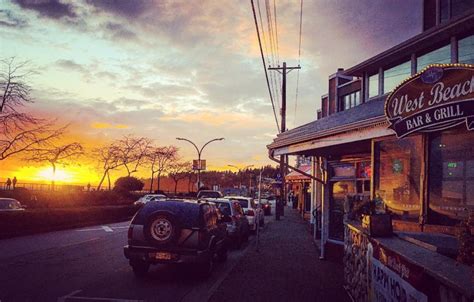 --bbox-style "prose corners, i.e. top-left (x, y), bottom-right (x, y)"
top-left (76, 228), bottom-right (105, 232)
top-left (102, 226), bottom-right (114, 232)
top-left (57, 289), bottom-right (83, 302)
top-left (62, 296), bottom-right (143, 302)
top-left (76, 225), bottom-right (128, 233)
top-left (59, 237), bottom-right (101, 249)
